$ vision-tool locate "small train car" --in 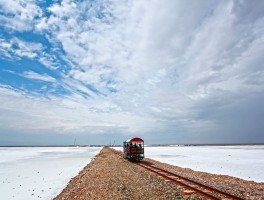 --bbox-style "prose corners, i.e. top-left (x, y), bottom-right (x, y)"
top-left (123, 137), bottom-right (144, 162)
